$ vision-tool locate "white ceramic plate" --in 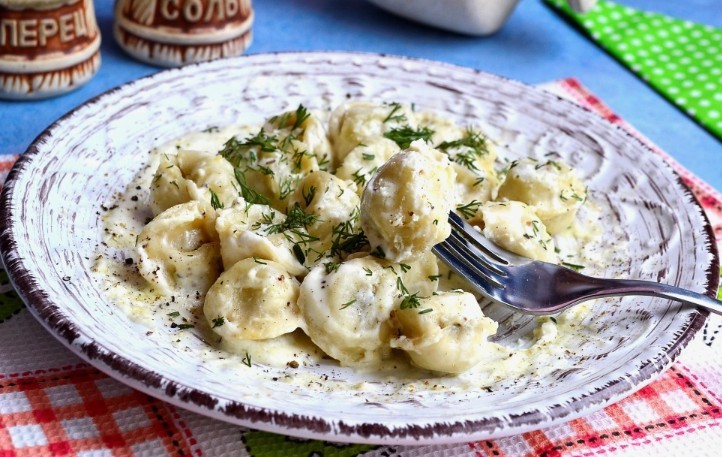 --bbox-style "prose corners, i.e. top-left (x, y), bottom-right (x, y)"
top-left (0, 52), bottom-right (716, 445)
